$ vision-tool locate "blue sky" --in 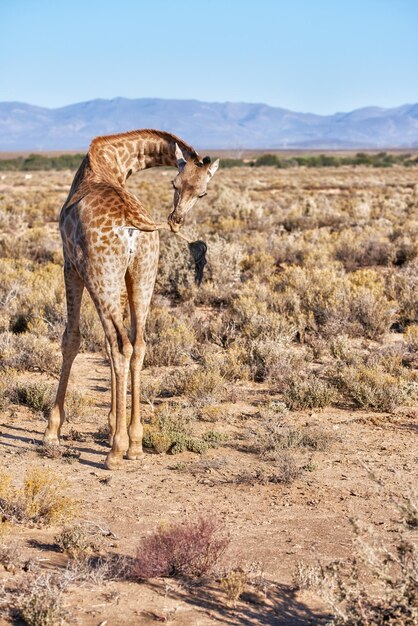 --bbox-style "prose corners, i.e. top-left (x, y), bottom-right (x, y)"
top-left (1, 0), bottom-right (417, 114)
